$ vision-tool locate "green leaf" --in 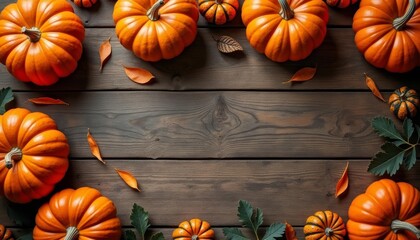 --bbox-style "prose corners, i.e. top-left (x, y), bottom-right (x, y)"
top-left (223, 228), bottom-right (249, 240)
top-left (123, 230), bottom-right (137, 240)
top-left (237, 200), bottom-right (263, 236)
top-left (372, 117), bottom-right (405, 143)
top-left (0, 87), bottom-right (14, 114)
top-left (130, 203), bottom-right (151, 240)
top-left (262, 223), bottom-right (285, 240)
top-left (150, 232), bottom-right (165, 240)
top-left (403, 118), bottom-right (414, 141)
top-left (369, 142), bottom-right (405, 176)
top-left (404, 147), bottom-right (416, 170)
